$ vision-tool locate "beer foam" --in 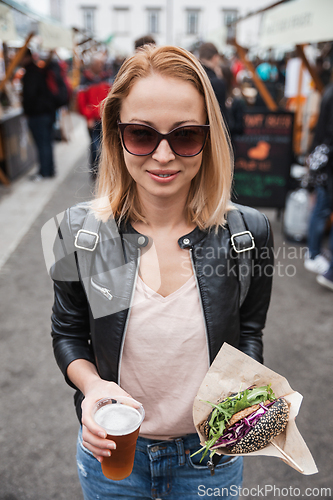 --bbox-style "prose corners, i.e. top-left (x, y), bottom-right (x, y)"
top-left (94, 404), bottom-right (142, 435)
